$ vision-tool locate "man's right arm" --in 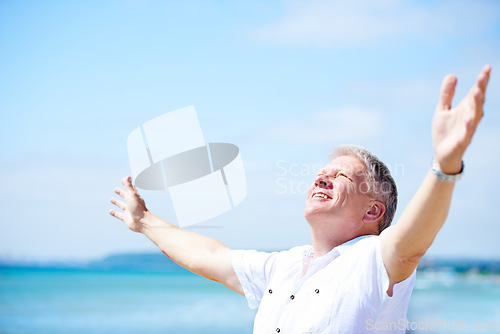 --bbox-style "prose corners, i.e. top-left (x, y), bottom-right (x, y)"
top-left (109, 176), bottom-right (244, 295)
top-left (381, 65), bottom-right (491, 292)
